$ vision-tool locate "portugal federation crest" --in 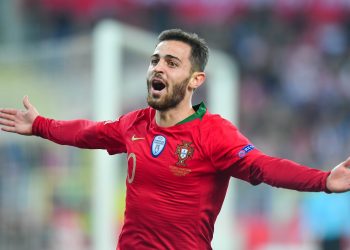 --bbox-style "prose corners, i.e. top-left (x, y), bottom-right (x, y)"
top-left (175, 141), bottom-right (194, 166)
